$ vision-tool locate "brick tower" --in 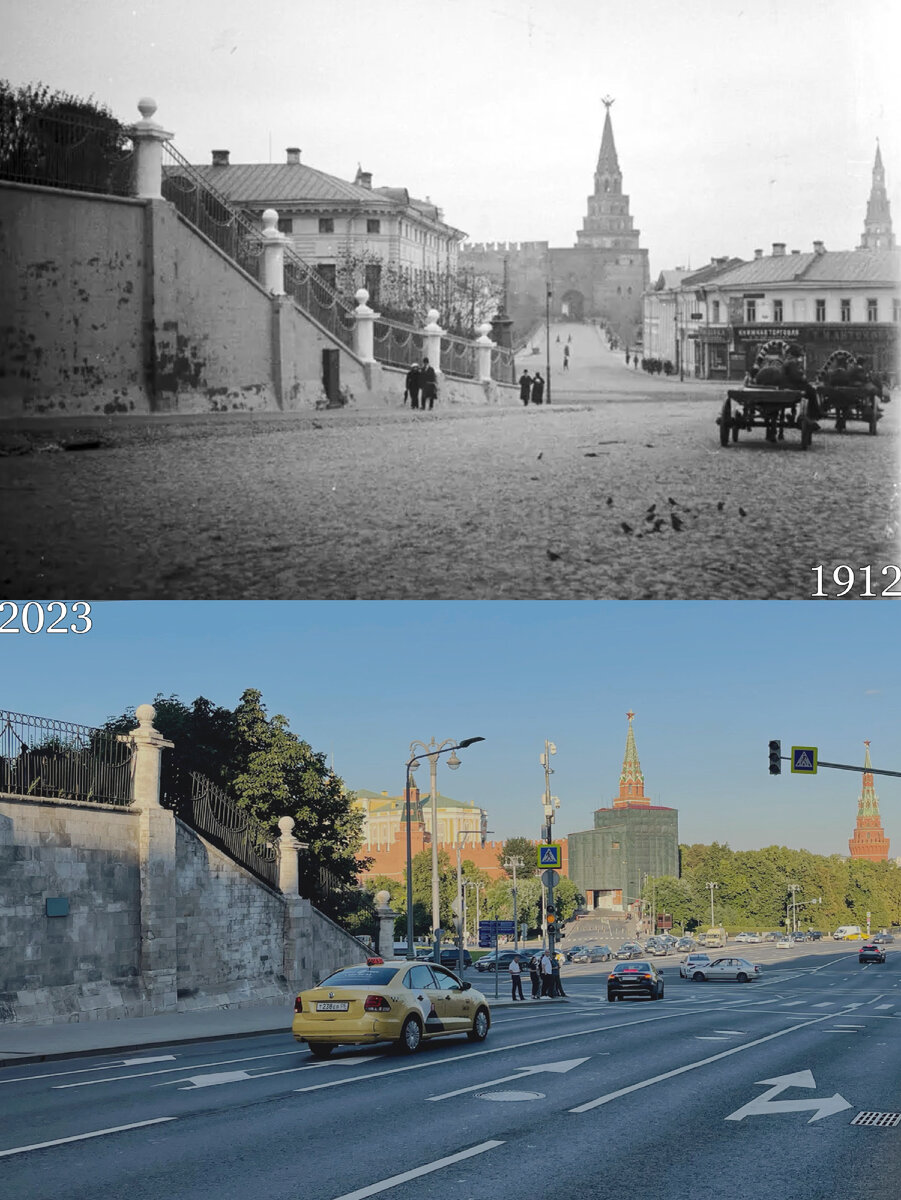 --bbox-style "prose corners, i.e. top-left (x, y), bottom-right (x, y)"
top-left (576, 97), bottom-right (642, 254)
top-left (858, 143), bottom-right (895, 250)
top-left (614, 711), bottom-right (651, 807)
top-left (848, 742), bottom-right (889, 861)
